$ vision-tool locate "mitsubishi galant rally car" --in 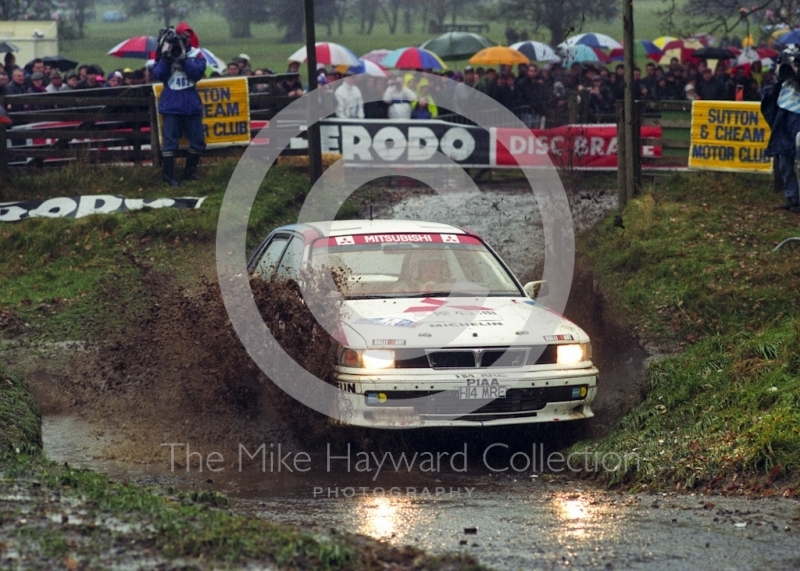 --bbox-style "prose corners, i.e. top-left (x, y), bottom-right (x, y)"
top-left (248, 220), bottom-right (598, 428)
